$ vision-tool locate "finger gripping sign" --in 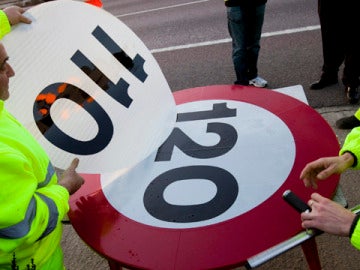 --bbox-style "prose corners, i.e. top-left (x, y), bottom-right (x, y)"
top-left (2, 0), bottom-right (176, 173)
